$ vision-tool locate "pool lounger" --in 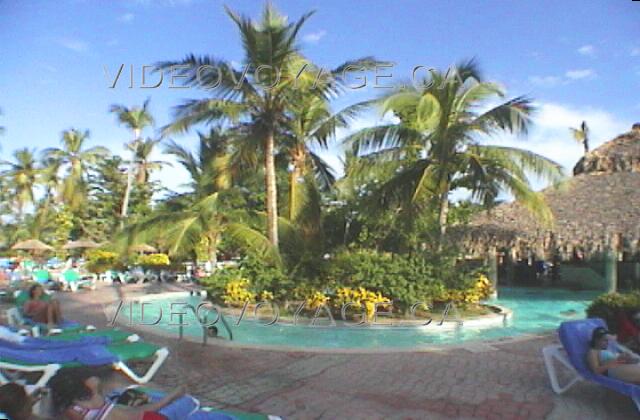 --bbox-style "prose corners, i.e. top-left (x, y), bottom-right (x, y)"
top-left (0, 341), bottom-right (169, 391)
top-left (542, 318), bottom-right (640, 412)
top-left (113, 386), bottom-right (282, 420)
